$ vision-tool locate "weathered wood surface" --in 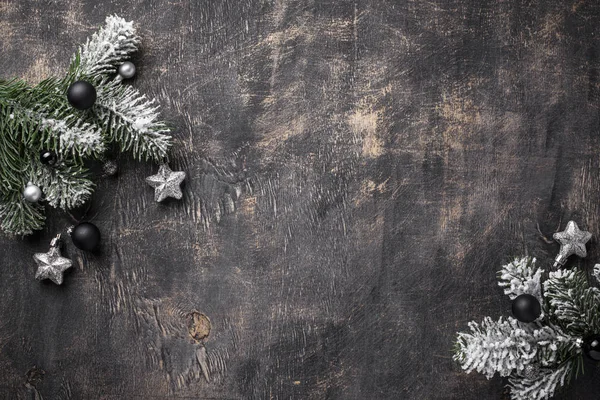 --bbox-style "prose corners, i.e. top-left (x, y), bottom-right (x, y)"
top-left (1, 0), bottom-right (600, 398)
